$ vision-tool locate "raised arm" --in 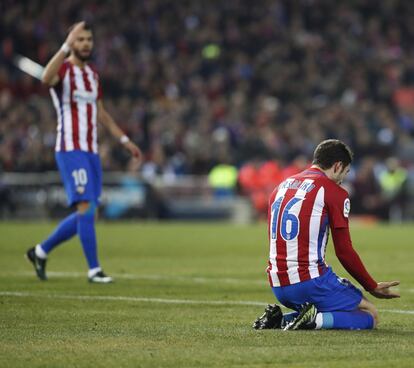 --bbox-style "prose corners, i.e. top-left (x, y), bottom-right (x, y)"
top-left (97, 100), bottom-right (142, 161)
top-left (41, 21), bottom-right (85, 86)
